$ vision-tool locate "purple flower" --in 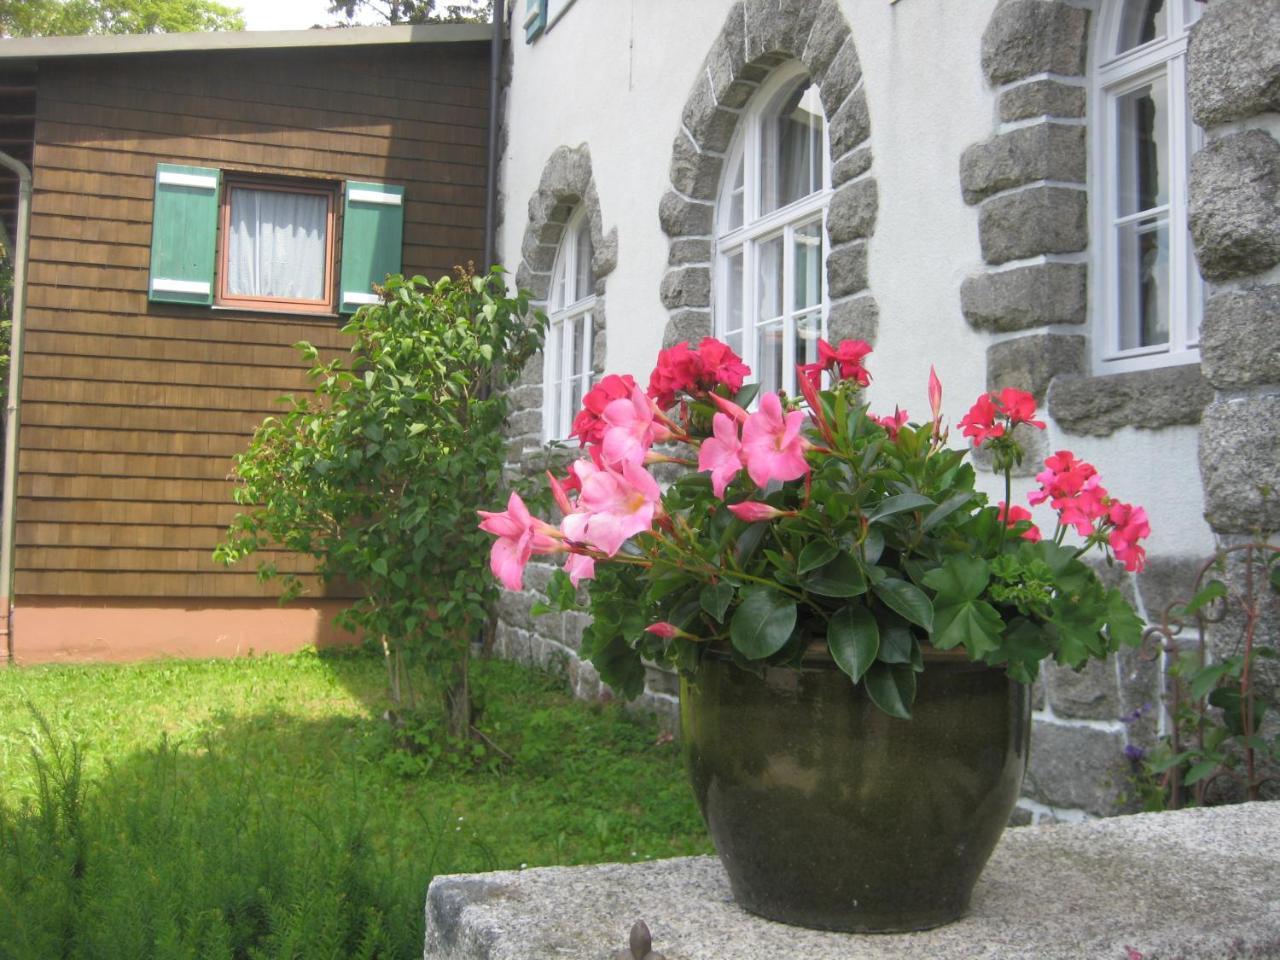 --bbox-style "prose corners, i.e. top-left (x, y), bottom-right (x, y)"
top-left (1123, 744), bottom-right (1147, 763)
